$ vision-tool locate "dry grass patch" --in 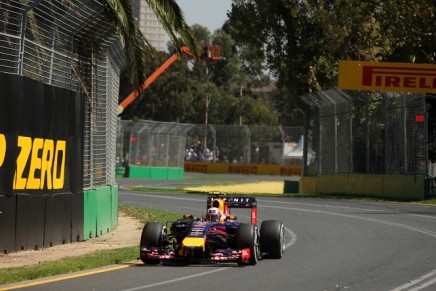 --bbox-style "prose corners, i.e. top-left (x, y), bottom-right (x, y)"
top-left (183, 181), bottom-right (284, 194)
